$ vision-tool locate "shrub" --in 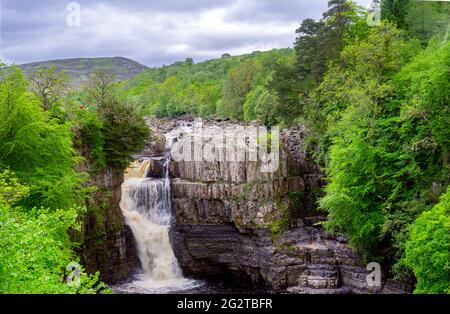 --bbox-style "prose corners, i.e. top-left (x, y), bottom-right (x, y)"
top-left (404, 188), bottom-right (450, 294)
